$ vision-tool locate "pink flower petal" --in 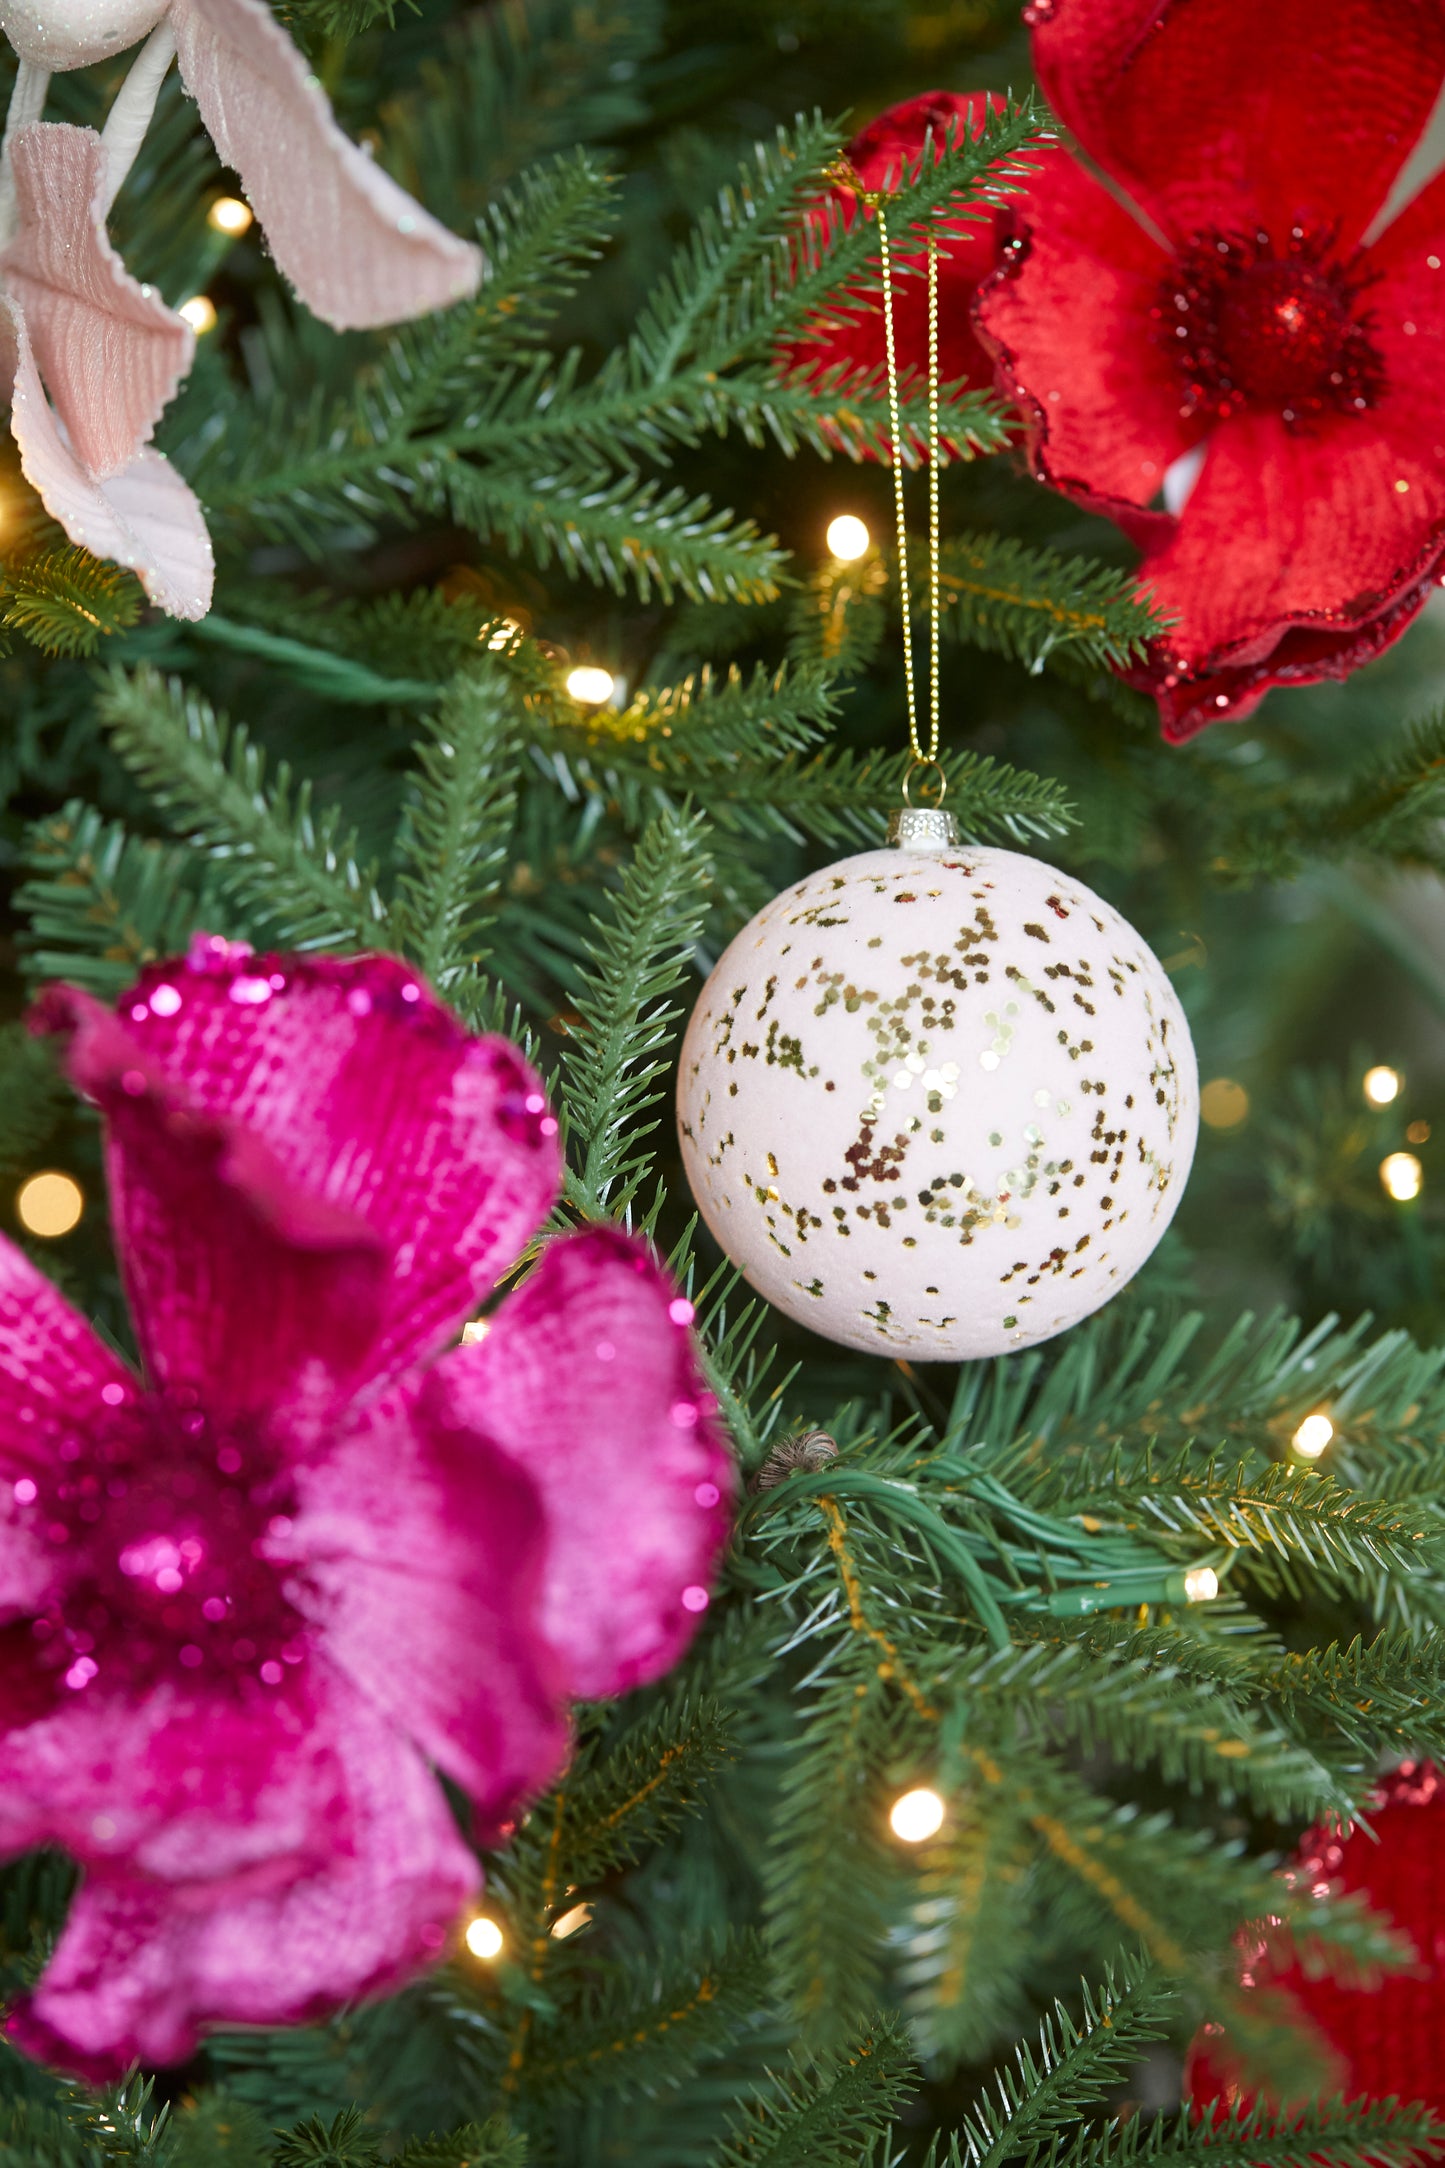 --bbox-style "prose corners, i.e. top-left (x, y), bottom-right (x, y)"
top-left (429, 1226), bottom-right (734, 1703)
top-left (0, 1232), bottom-right (138, 1479)
top-left (60, 947), bottom-right (563, 1389)
top-left (278, 1378), bottom-right (569, 1826)
top-left (34, 984), bottom-right (390, 1419)
top-left (0, 1668), bottom-right (351, 1884)
top-left (170, 0), bottom-right (481, 331)
top-left (4, 296), bottom-right (214, 619)
top-left (7, 1679), bottom-right (477, 2079)
top-left (0, 122), bottom-right (194, 480)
